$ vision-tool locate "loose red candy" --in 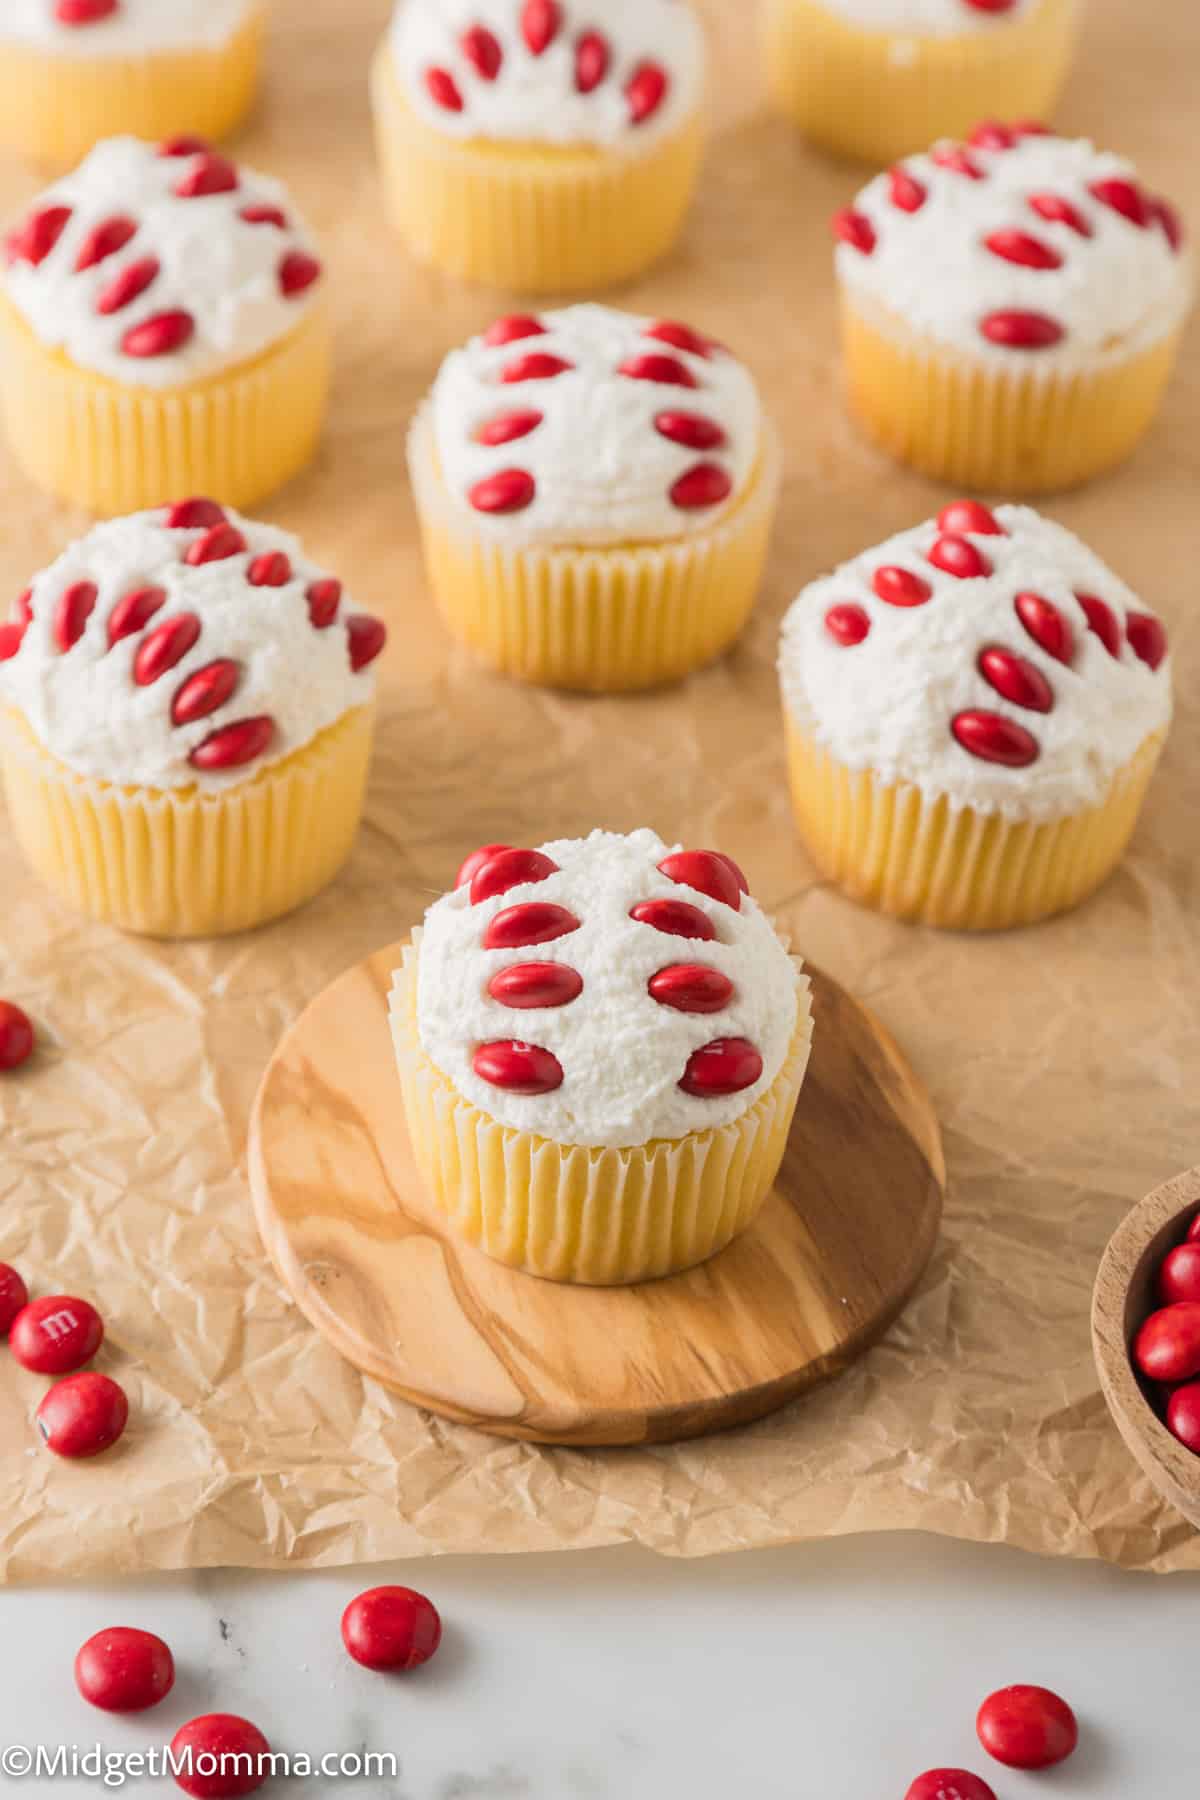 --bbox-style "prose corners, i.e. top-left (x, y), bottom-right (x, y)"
top-left (824, 603), bottom-right (870, 647)
top-left (680, 1038), bottom-right (763, 1098)
top-left (658, 850), bottom-right (743, 911)
top-left (905, 1773), bottom-right (996, 1800)
top-left (873, 565), bottom-right (932, 608)
top-left (488, 963), bottom-right (583, 1009)
top-left (1014, 592), bottom-right (1074, 665)
top-left (648, 965), bottom-right (735, 1014)
top-left (456, 843), bottom-right (513, 888)
top-left (976, 1685), bottom-right (1078, 1771)
top-left (471, 847), bottom-right (558, 903)
top-left (484, 903), bottom-right (580, 950)
top-left (1166, 1381), bottom-right (1200, 1455)
top-left (107, 585), bottom-right (167, 646)
top-left (1134, 1302), bottom-right (1200, 1383)
top-left (0, 1002), bottom-right (36, 1073)
top-left (1160, 1244), bottom-right (1200, 1305)
top-left (37, 1372), bottom-right (128, 1459)
top-left (342, 1586), bottom-right (442, 1672)
top-left (0, 1264), bottom-right (29, 1333)
top-left (170, 1714), bottom-right (270, 1798)
top-left (978, 648), bottom-right (1054, 714)
top-left (10, 1295), bottom-right (103, 1373)
top-left (928, 536), bottom-right (991, 580)
top-left (76, 1627), bottom-right (175, 1713)
top-left (473, 1041), bottom-right (563, 1095)
top-left (1125, 611), bottom-right (1168, 671)
top-left (938, 500), bottom-right (1003, 537)
top-left (1076, 592), bottom-right (1121, 658)
top-left (165, 496), bottom-right (225, 530)
top-left (629, 899), bottom-right (716, 941)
